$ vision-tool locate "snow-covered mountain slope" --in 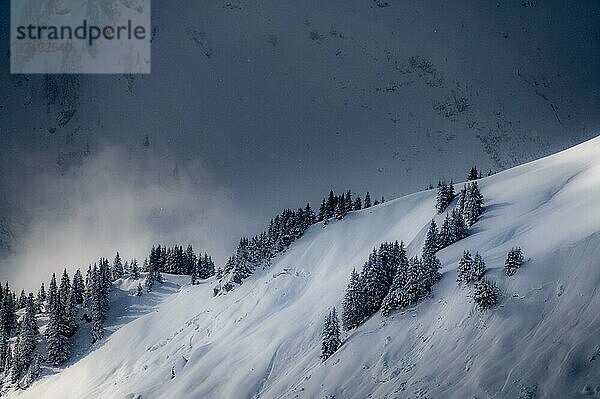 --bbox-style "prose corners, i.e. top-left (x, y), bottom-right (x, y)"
top-left (15, 136), bottom-right (600, 398)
